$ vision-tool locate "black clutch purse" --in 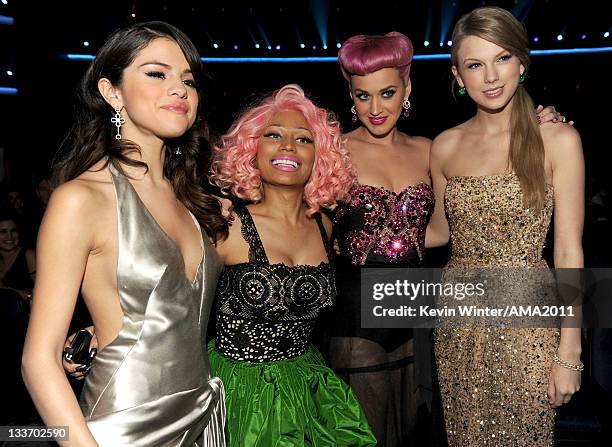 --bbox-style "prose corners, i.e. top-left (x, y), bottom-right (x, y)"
top-left (63, 329), bottom-right (97, 367)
